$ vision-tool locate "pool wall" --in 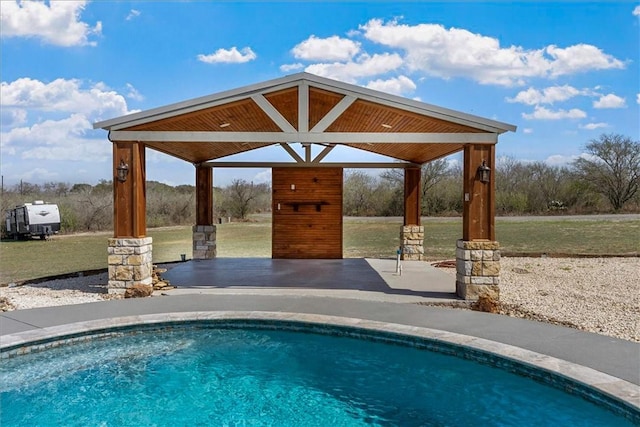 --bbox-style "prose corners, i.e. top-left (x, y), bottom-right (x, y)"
top-left (1, 311), bottom-right (639, 423)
